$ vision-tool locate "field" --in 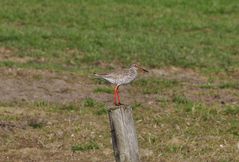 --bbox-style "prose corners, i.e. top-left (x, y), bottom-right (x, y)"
top-left (0, 0), bottom-right (239, 161)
